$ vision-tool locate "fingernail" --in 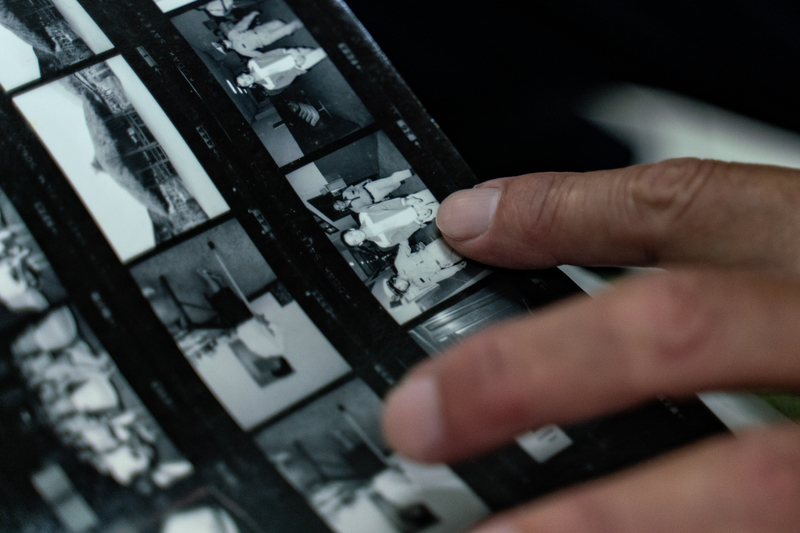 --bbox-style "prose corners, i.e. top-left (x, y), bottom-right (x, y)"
top-left (437, 187), bottom-right (500, 241)
top-left (384, 375), bottom-right (444, 459)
